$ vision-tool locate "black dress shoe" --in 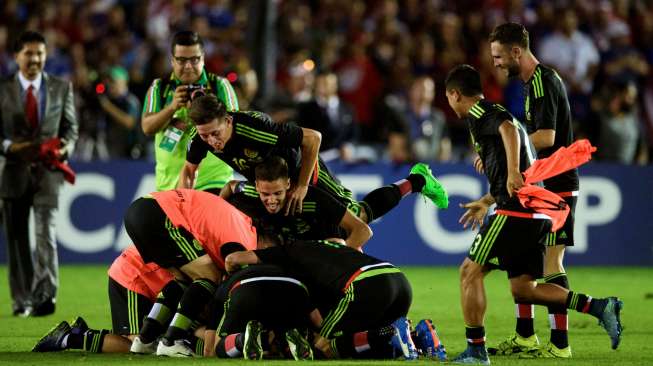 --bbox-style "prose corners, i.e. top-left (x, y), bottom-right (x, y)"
top-left (12, 306), bottom-right (26, 316)
top-left (31, 299), bottom-right (56, 316)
